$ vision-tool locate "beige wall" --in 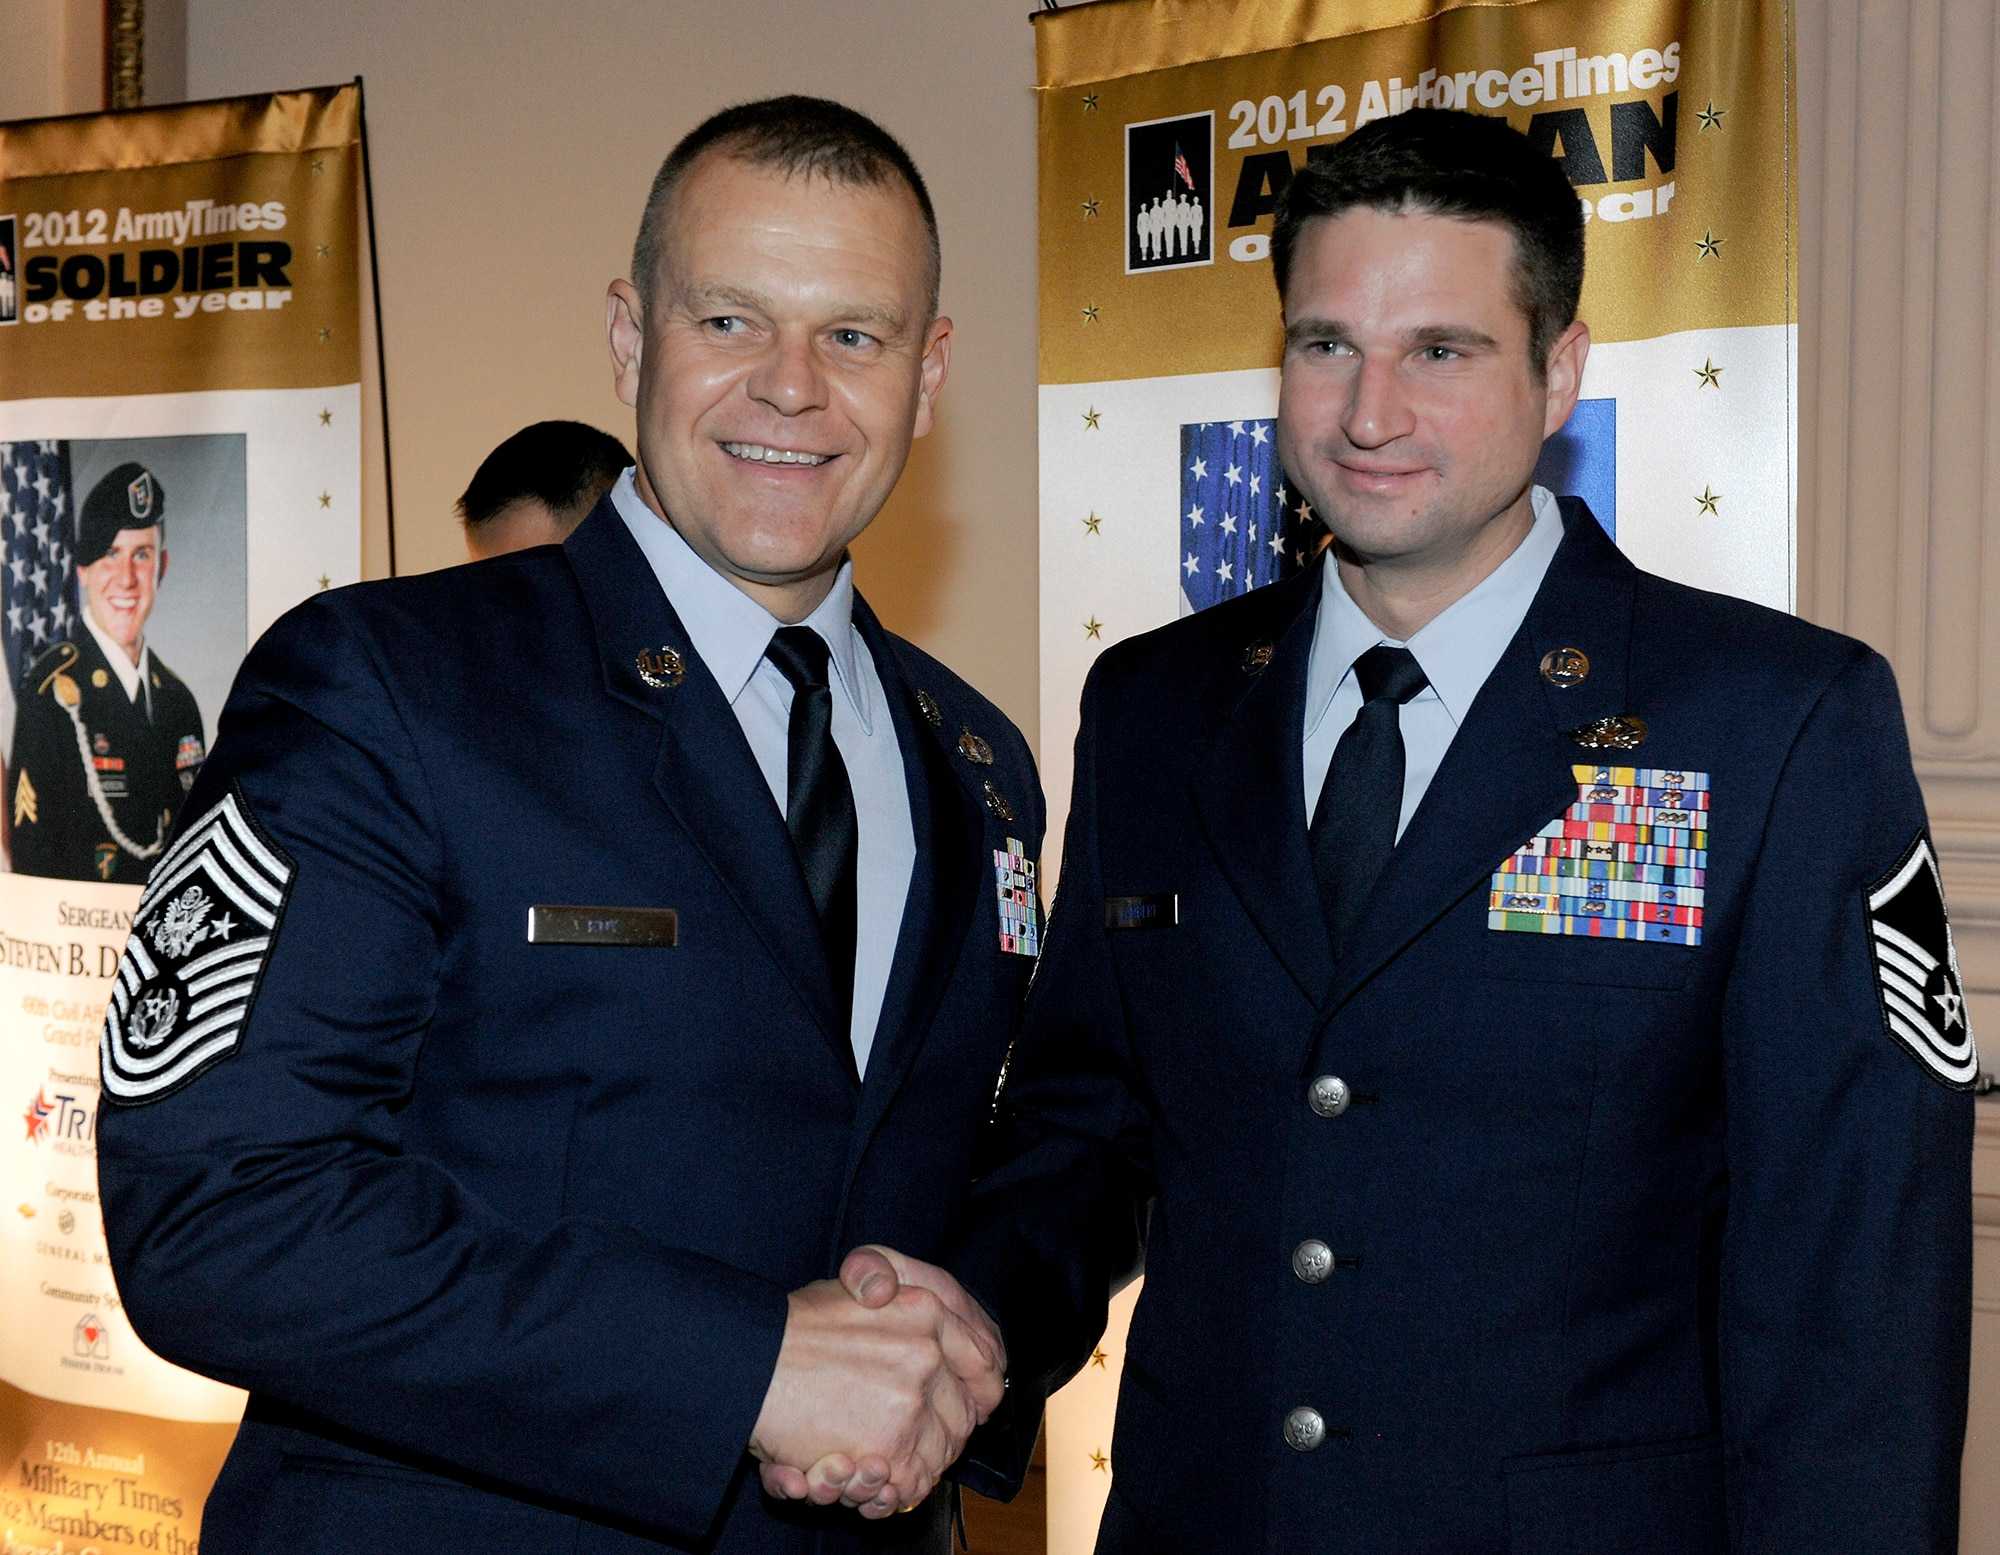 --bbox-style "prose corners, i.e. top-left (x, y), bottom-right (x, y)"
top-left (0, 0), bottom-right (104, 121)
top-left (176, 0), bottom-right (1041, 743)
